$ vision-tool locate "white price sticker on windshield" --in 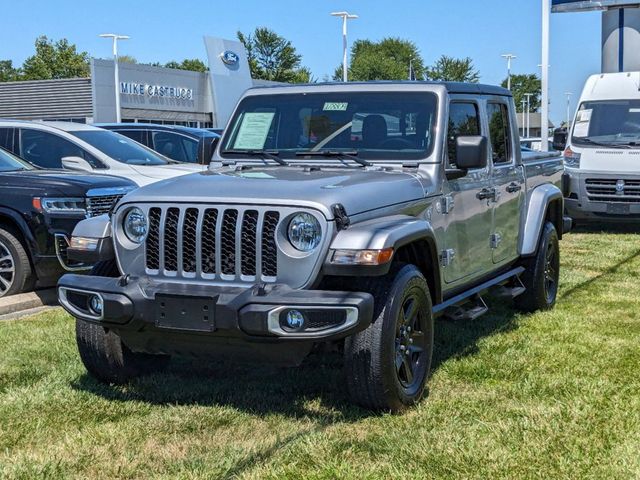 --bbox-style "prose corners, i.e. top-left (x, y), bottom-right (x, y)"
top-left (233, 112), bottom-right (275, 150)
top-left (323, 102), bottom-right (348, 111)
top-left (573, 109), bottom-right (592, 138)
